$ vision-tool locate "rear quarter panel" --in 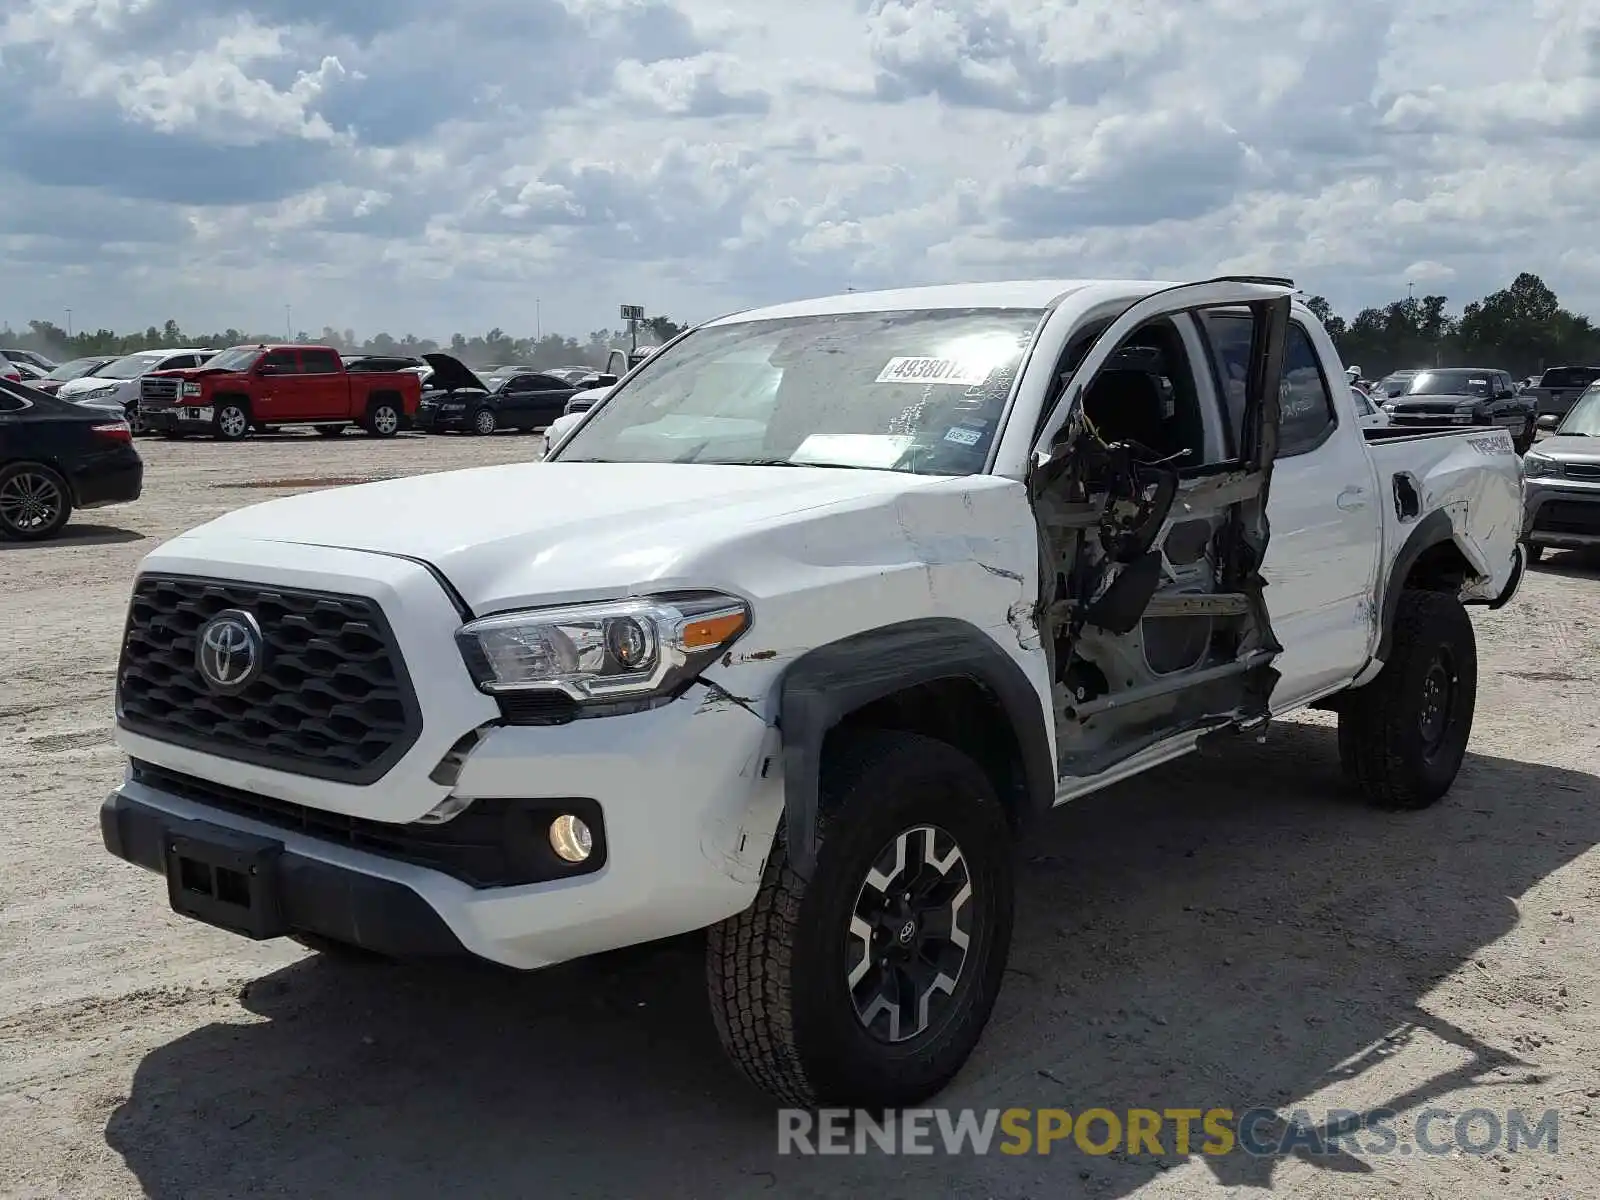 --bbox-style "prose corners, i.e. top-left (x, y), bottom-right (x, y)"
top-left (1368, 428), bottom-right (1523, 601)
top-left (347, 370), bottom-right (421, 416)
